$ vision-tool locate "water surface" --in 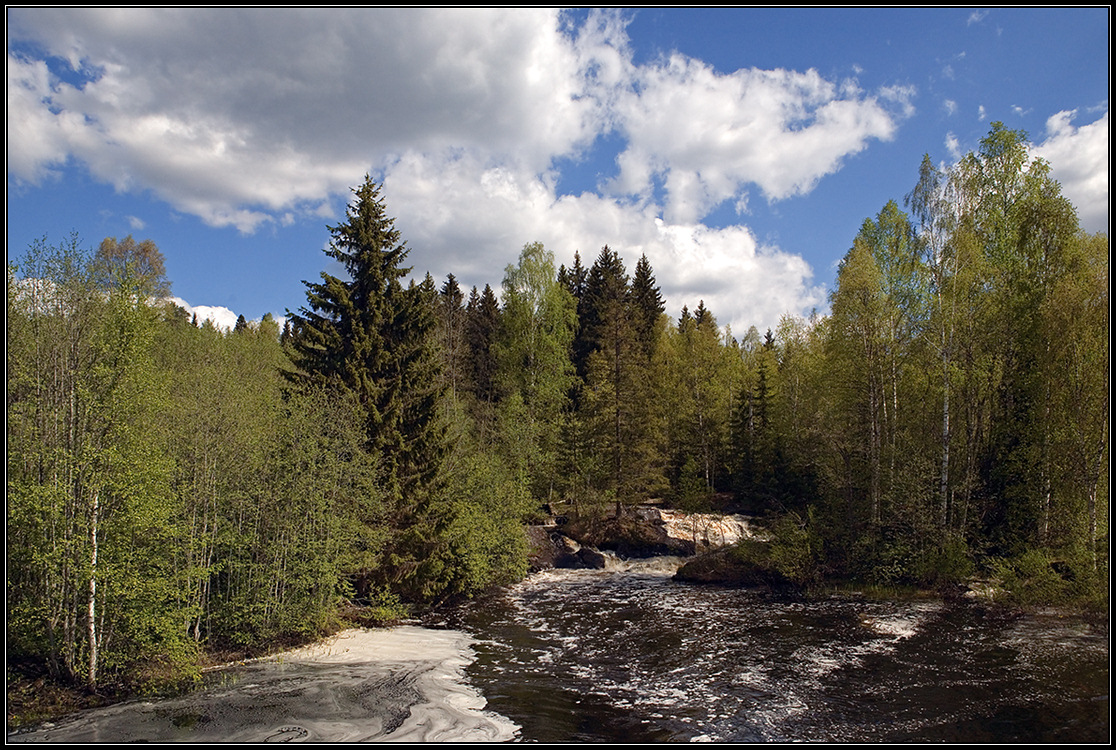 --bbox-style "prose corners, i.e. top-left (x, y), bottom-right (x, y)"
top-left (434, 559), bottom-right (1109, 743)
top-left (8, 560), bottom-right (1108, 743)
